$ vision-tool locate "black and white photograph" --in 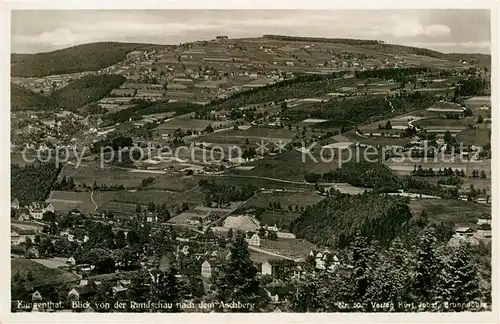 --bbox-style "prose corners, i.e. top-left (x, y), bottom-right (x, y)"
top-left (2, 2), bottom-right (498, 321)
